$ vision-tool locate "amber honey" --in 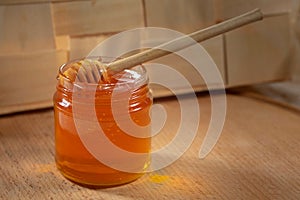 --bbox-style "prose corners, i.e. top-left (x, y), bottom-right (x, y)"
top-left (53, 58), bottom-right (152, 187)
